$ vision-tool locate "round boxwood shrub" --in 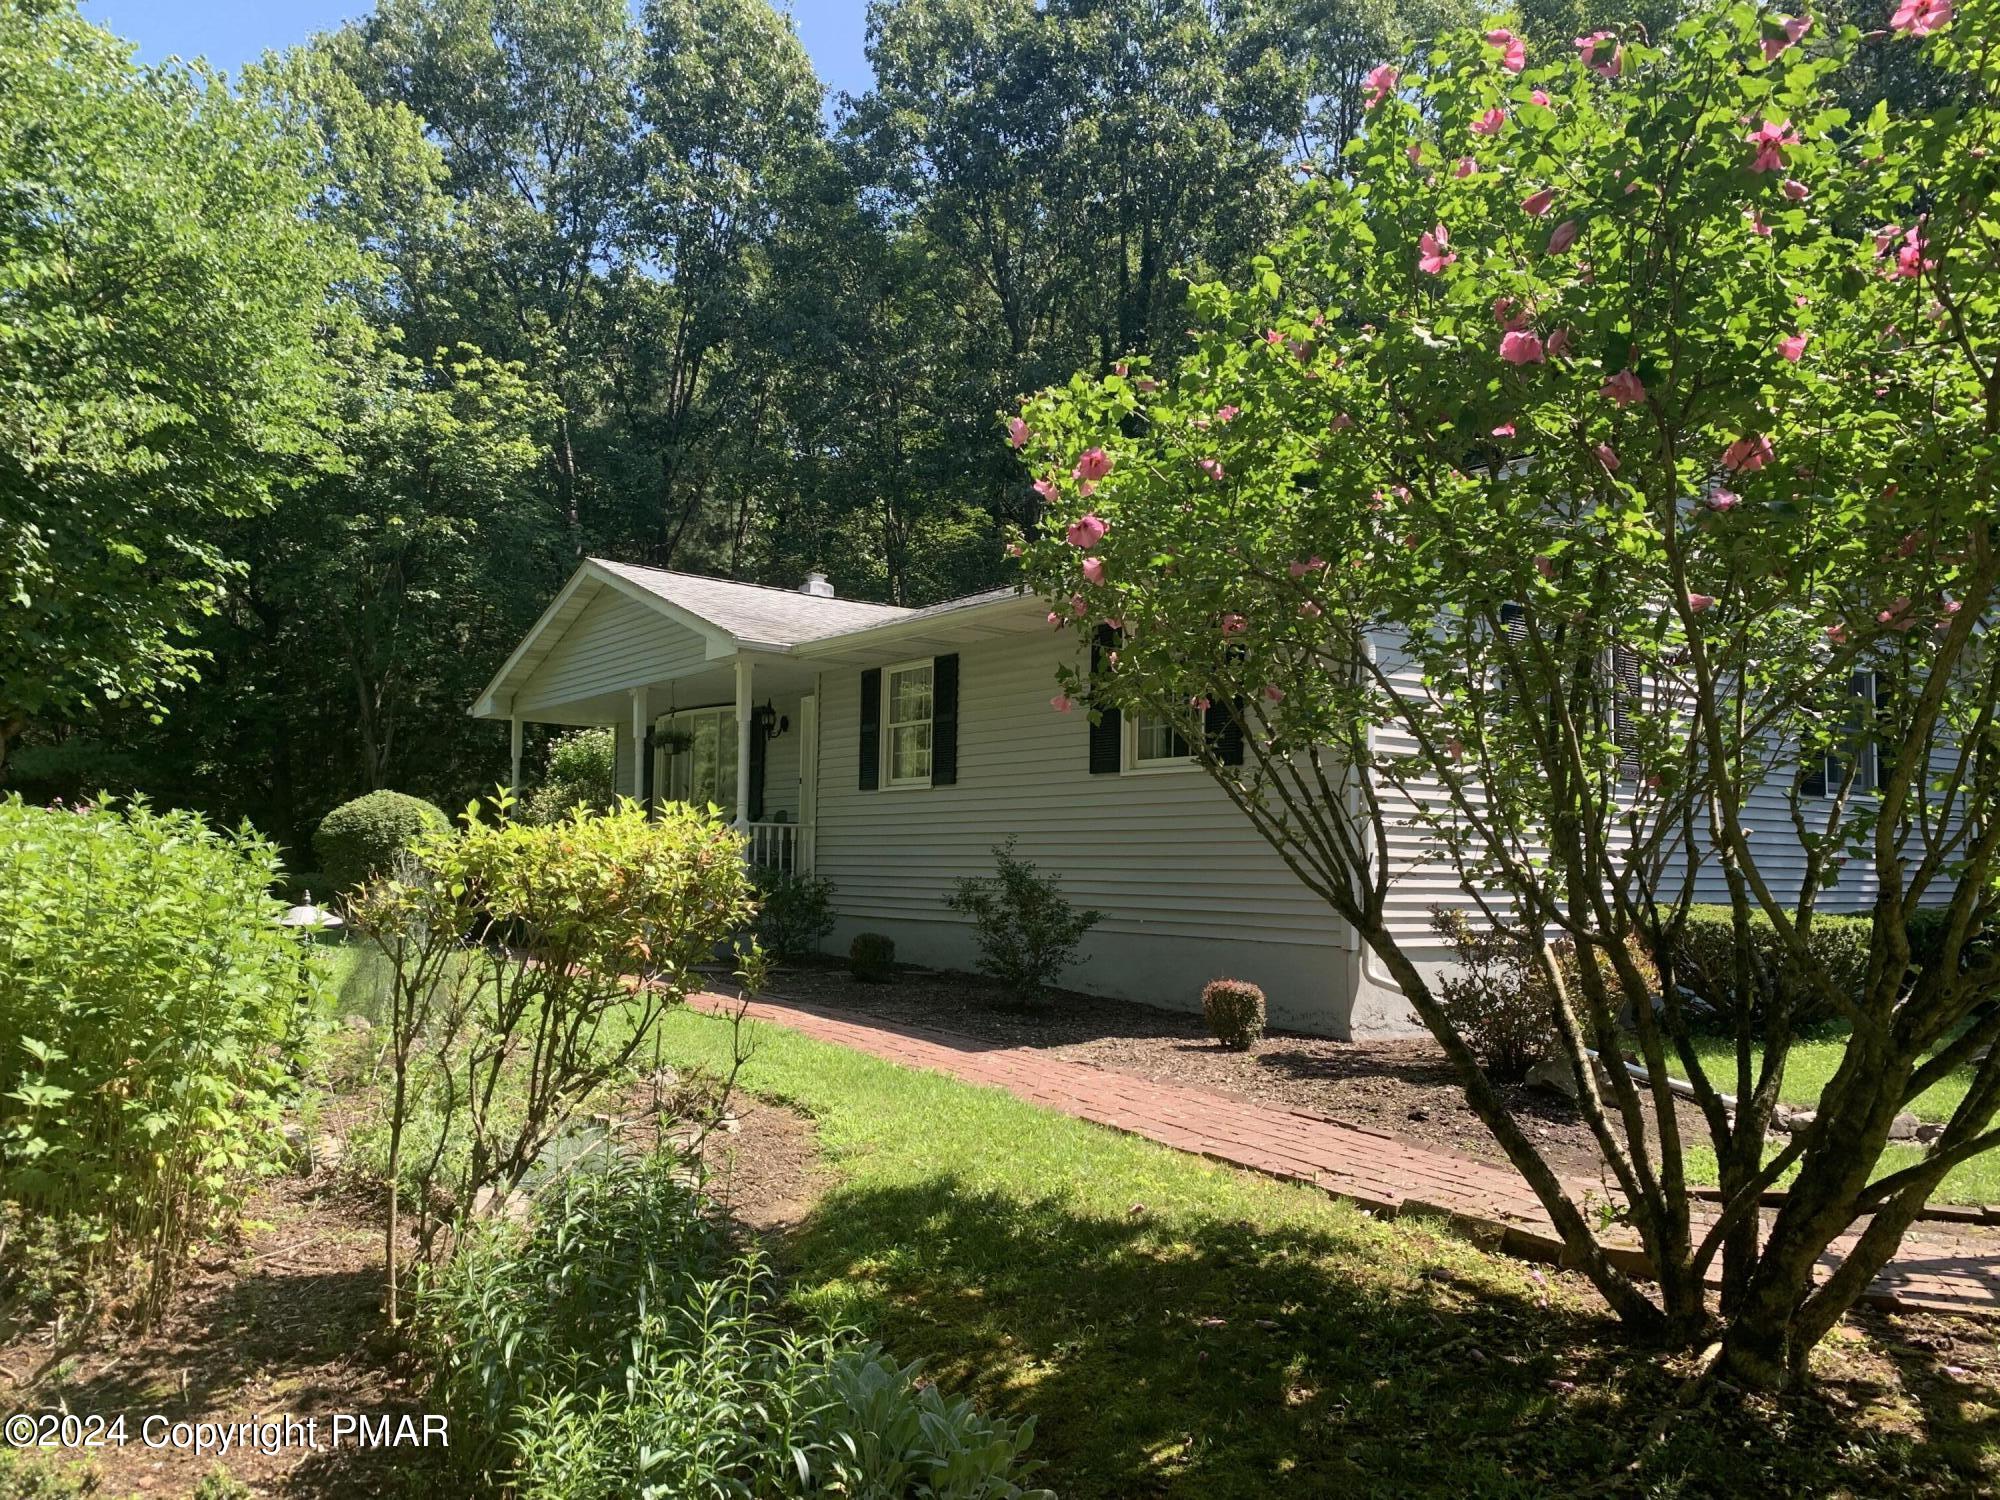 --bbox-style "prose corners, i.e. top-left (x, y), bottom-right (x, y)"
top-left (849, 932), bottom-right (896, 982)
top-left (1202, 978), bottom-right (1267, 1050)
top-left (314, 790), bottom-right (450, 895)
